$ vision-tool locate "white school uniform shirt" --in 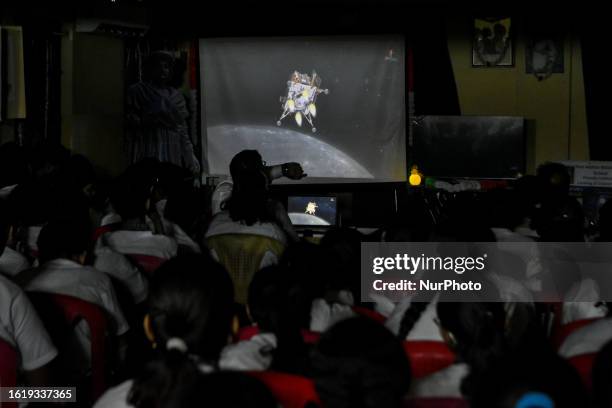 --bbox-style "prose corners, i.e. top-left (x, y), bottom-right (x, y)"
top-left (21, 258), bottom-right (129, 336)
top-left (93, 247), bottom-right (149, 304)
top-left (0, 274), bottom-right (58, 371)
top-left (0, 246), bottom-right (30, 277)
top-left (382, 293), bottom-right (445, 342)
top-left (219, 333), bottom-right (277, 371)
top-left (310, 298), bottom-right (356, 333)
top-left (0, 184), bottom-right (18, 199)
top-left (93, 362), bottom-right (214, 408)
top-left (559, 318), bottom-right (612, 358)
top-left (411, 363), bottom-right (468, 398)
top-left (101, 229), bottom-right (178, 260)
top-left (101, 202), bottom-right (200, 254)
